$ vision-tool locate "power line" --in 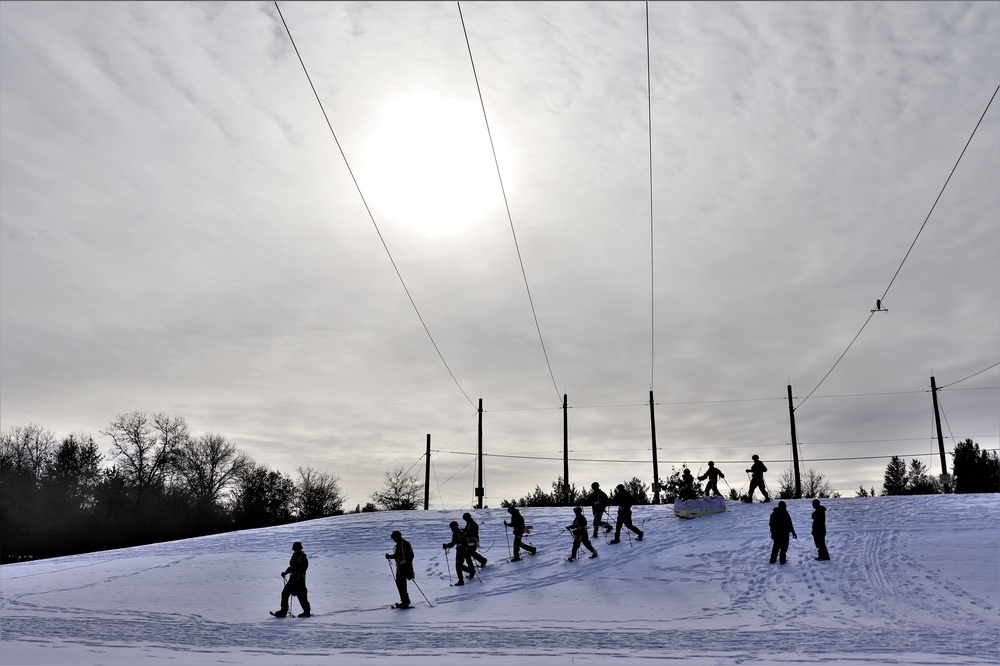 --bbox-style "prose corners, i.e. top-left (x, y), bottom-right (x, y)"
top-left (457, 2), bottom-right (562, 403)
top-left (273, 1), bottom-right (475, 409)
top-left (429, 448), bottom-right (997, 465)
top-left (939, 362), bottom-right (1000, 389)
top-left (796, 85), bottom-right (1000, 410)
